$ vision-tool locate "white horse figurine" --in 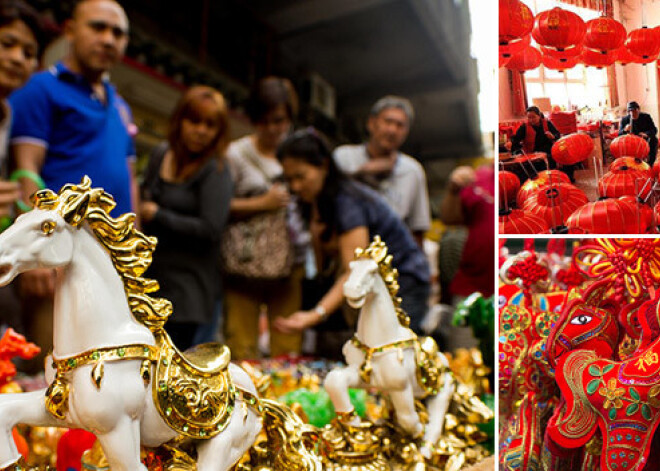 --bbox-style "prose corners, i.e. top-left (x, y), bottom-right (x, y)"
top-left (0, 178), bottom-right (319, 471)
top-left (324, 237), bottom-right (455, 458)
